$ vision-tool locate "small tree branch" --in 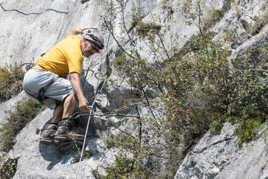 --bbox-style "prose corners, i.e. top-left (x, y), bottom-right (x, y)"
top-left (103, 17), bottom-right (136, 60)
top-left (157, 33), bottom-right (171, 61)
